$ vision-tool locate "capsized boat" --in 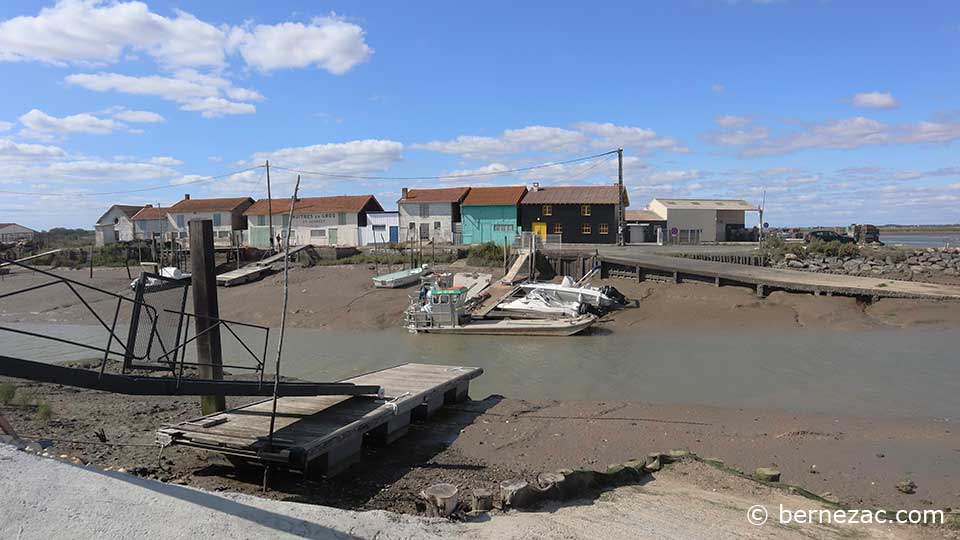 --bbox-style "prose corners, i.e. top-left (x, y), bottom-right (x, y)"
top-left (405, 284), bottom-right (596, 336)
top-left (373, 264), bottom-right (430, 288)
